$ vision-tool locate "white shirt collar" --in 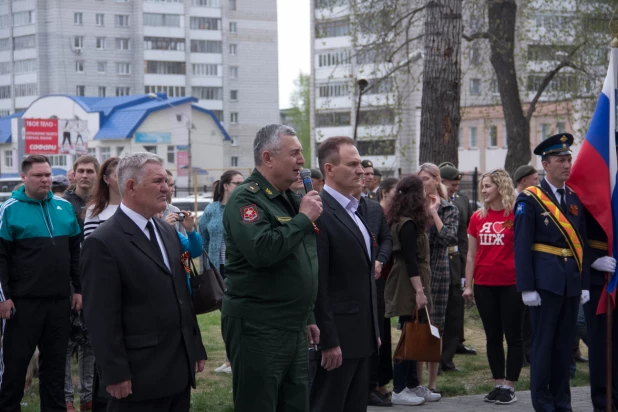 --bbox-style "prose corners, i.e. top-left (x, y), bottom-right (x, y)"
top-left (323, 184), bottom-right (358, 213)
top-left (120, 202), bottom-right (151, 231)
top-left (544, 179), bottom-right (565, 198)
